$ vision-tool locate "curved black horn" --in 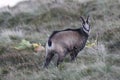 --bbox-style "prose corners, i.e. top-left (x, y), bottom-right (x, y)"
top-left (80, 16), bottom-right (85, 24)
top-left (86, 15), bottom-right (89, 23)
